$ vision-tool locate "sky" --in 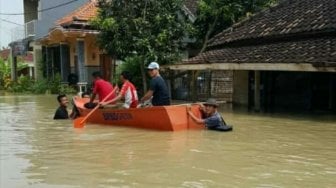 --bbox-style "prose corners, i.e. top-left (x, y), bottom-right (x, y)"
top-left (0, 0), bottom-right (24, 48)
